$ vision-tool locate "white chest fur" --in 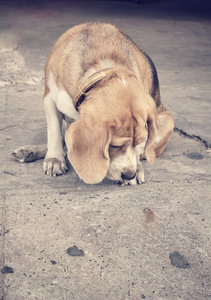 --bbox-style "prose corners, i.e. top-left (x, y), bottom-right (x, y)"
top-left (48, 71), bottom-right (79, 121)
